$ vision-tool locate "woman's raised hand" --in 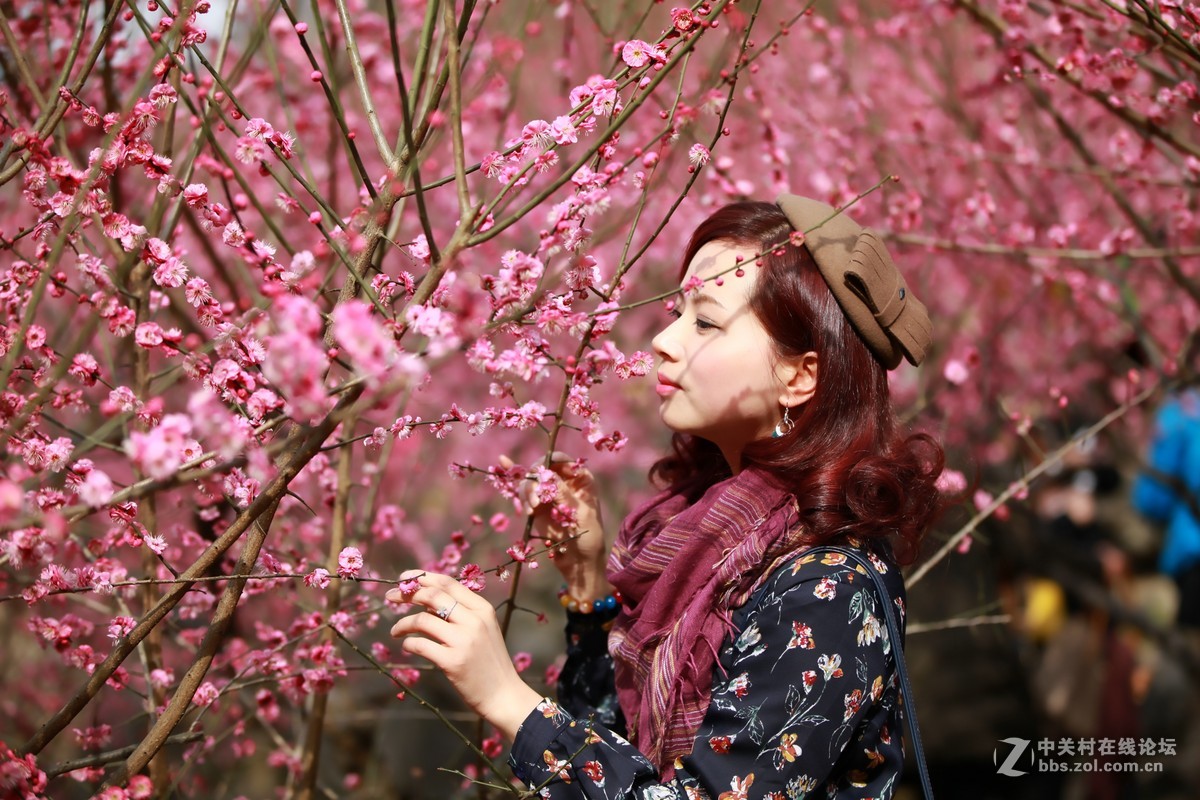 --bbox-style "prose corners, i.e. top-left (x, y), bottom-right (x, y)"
top-left (499, 452), bottom-right (610, 601)
top-left (387, 571), bottom-right (542, 742)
